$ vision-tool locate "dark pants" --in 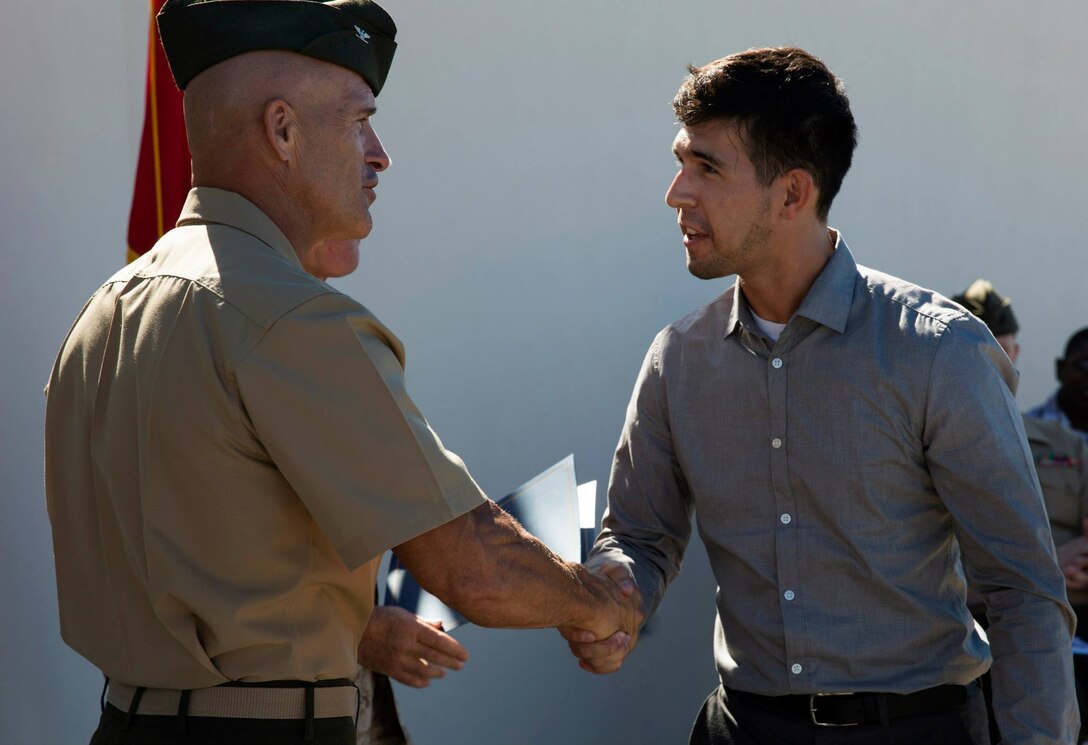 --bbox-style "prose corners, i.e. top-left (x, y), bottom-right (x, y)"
top-left (89, 703), bottom-right (356, 745)
top-left (689, 683), bottom-right (990, 745)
